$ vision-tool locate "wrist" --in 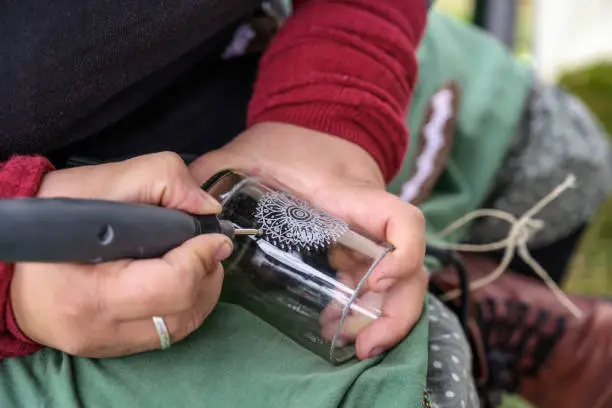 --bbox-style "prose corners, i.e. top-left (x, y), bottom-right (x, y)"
top-left (0, 156), bottom-right (52, 358)
top-left (36, 169), bottom-right (66, 198)
top-left (196, 122), bottom-right (386, 193)
top-left (256, 121), bottom-right (384, 182)
top-left (248, 100), bottom-right (405, 183)
top-left (0, 262), bottom-right (42, 358)
top-left (36, 165), bottom-right (90, 198)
